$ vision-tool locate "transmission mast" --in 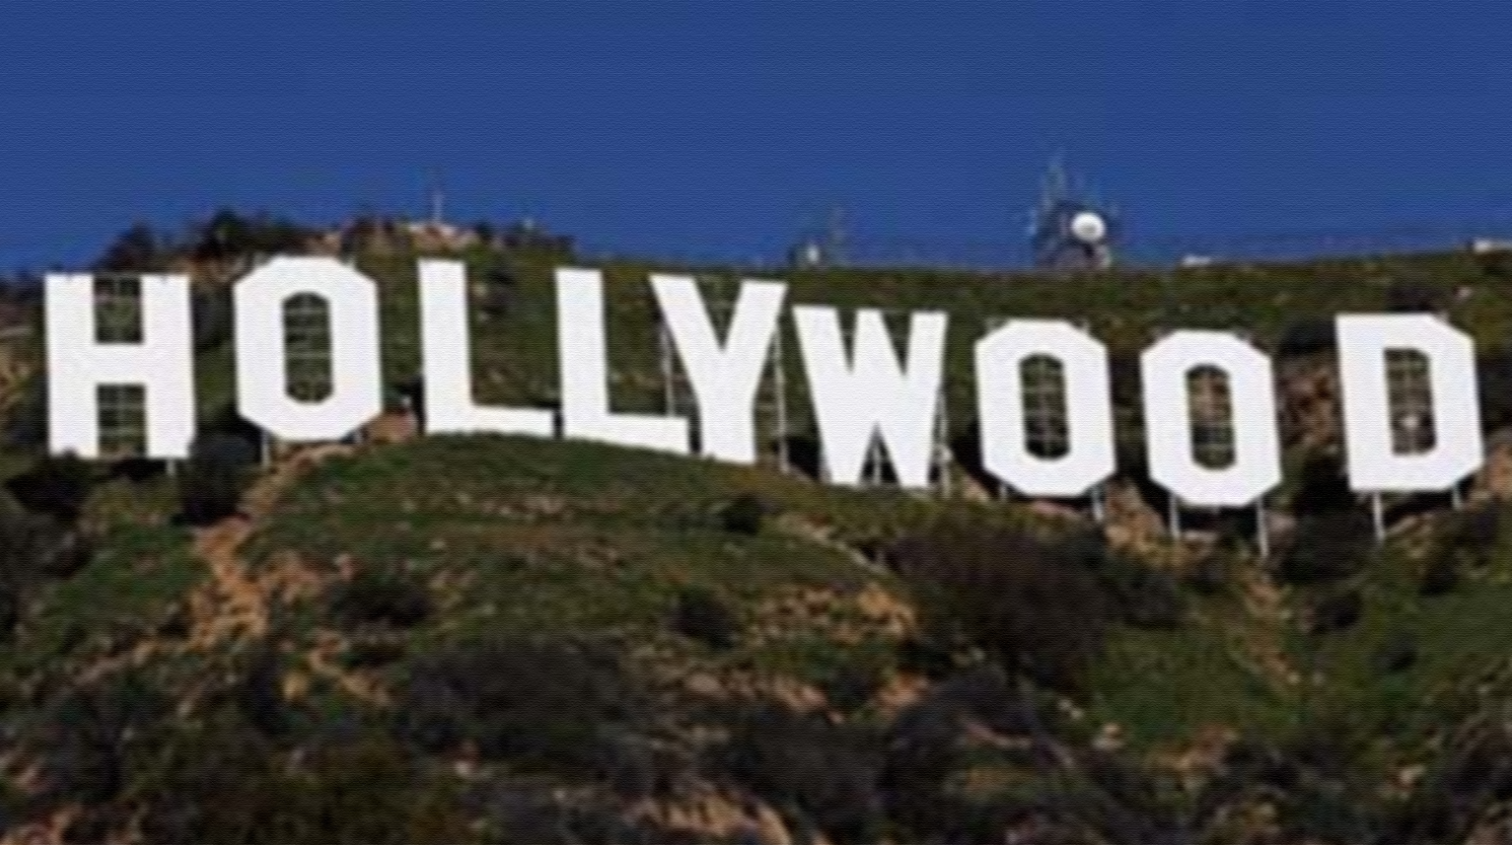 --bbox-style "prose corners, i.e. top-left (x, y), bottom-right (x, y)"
top-left (1028, 156), bottom-right (1118, 271)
